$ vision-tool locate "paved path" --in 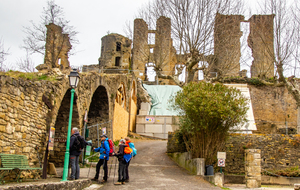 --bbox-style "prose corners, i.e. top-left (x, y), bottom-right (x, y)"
top-left (97, 140), bottom-right (220, 190)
